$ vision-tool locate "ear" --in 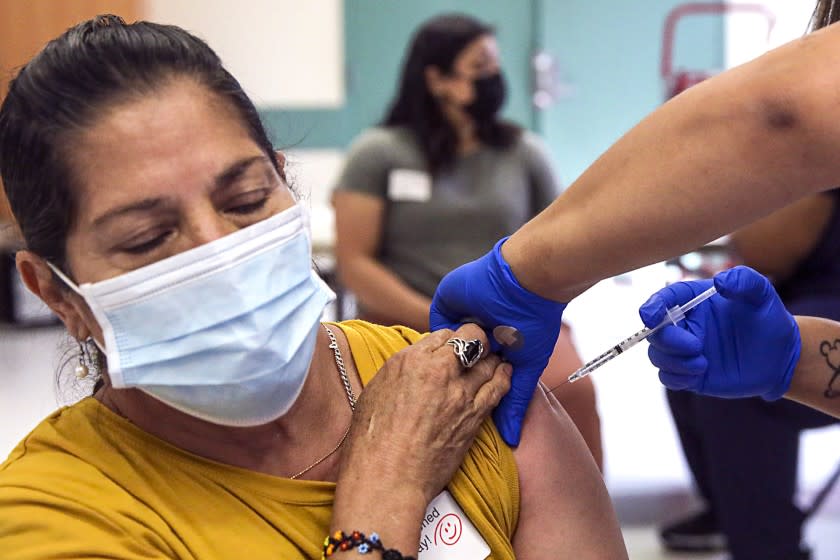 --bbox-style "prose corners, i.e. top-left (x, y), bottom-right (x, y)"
top-left (16, 251), bottom-right (93, 340)
top-left (424, 66), bottom-right (447, 98)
